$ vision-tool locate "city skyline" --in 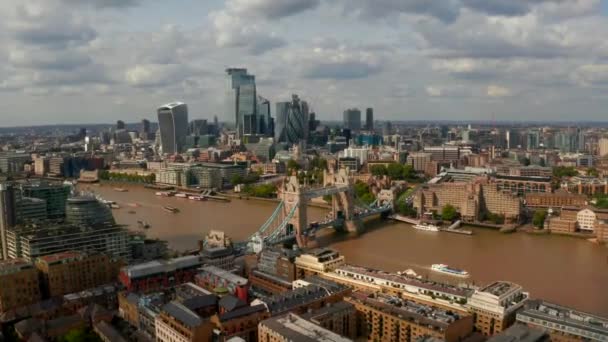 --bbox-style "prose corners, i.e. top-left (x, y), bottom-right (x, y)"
top-left (2, 1), bottom-right (608, 125)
